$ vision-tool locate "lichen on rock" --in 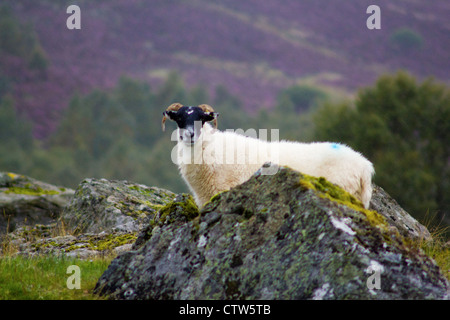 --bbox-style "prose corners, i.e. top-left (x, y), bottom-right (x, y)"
top-left (1, 176), bottom-right (196, 260)
top-left (132, 193), bottom-right (200, 250)
top-left (9, 229), bottom-right (137, 259)
top-left (1, 169), bottom-right (446, 299)
top-left (0, 172), bottom-right (74, 234)
top-left (60, 178), bottom-right (176, 234)
top-left (94, 166), bottom-right (449, 300)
